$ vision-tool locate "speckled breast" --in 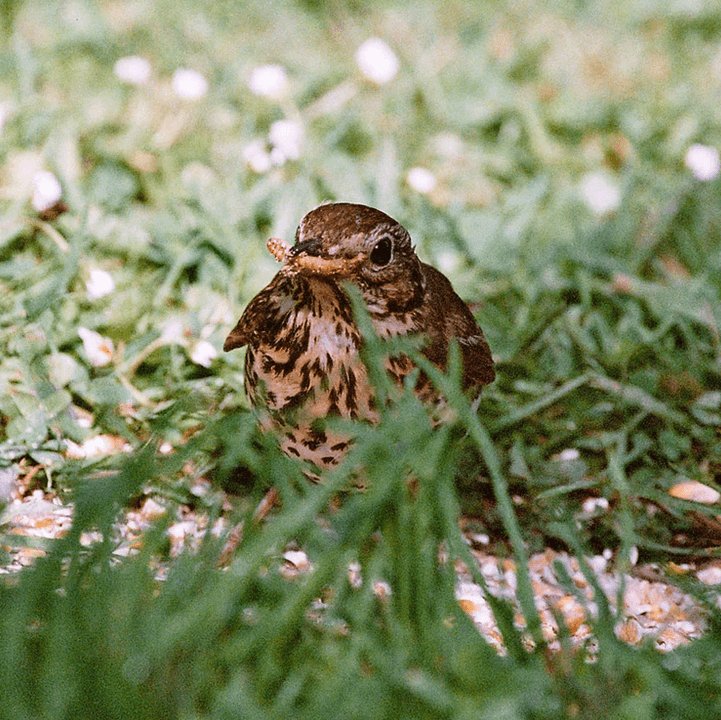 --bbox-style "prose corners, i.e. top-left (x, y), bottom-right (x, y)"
top-left (244, 276), bottom-right (380, 468)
